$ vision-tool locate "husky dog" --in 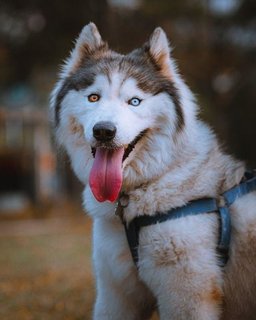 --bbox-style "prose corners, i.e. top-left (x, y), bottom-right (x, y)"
top-left (50, 23), bottom-right (256, 320)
